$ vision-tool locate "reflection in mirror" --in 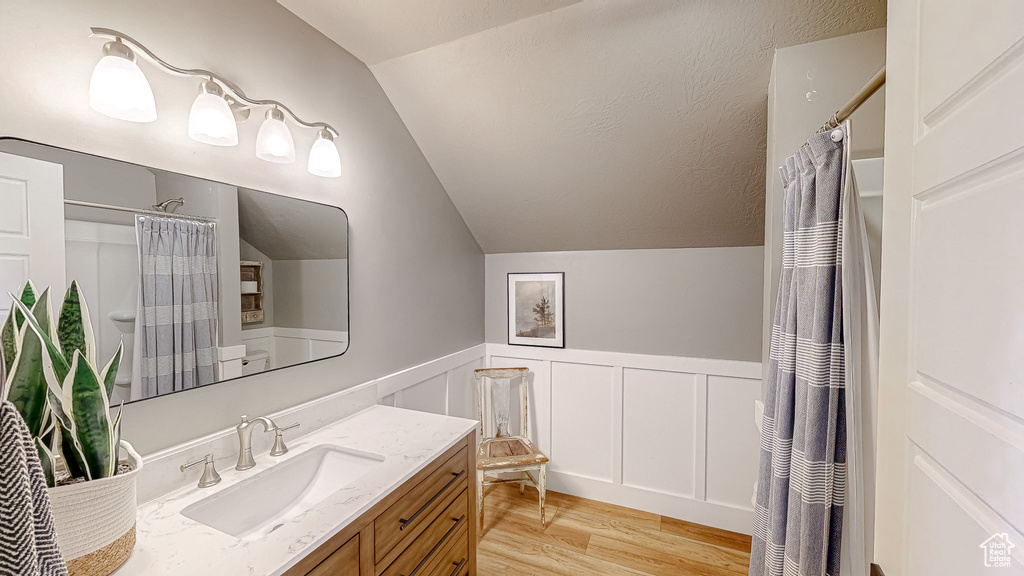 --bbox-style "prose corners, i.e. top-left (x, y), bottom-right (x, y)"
top-left (0, 139), bottom-right (348, 404)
